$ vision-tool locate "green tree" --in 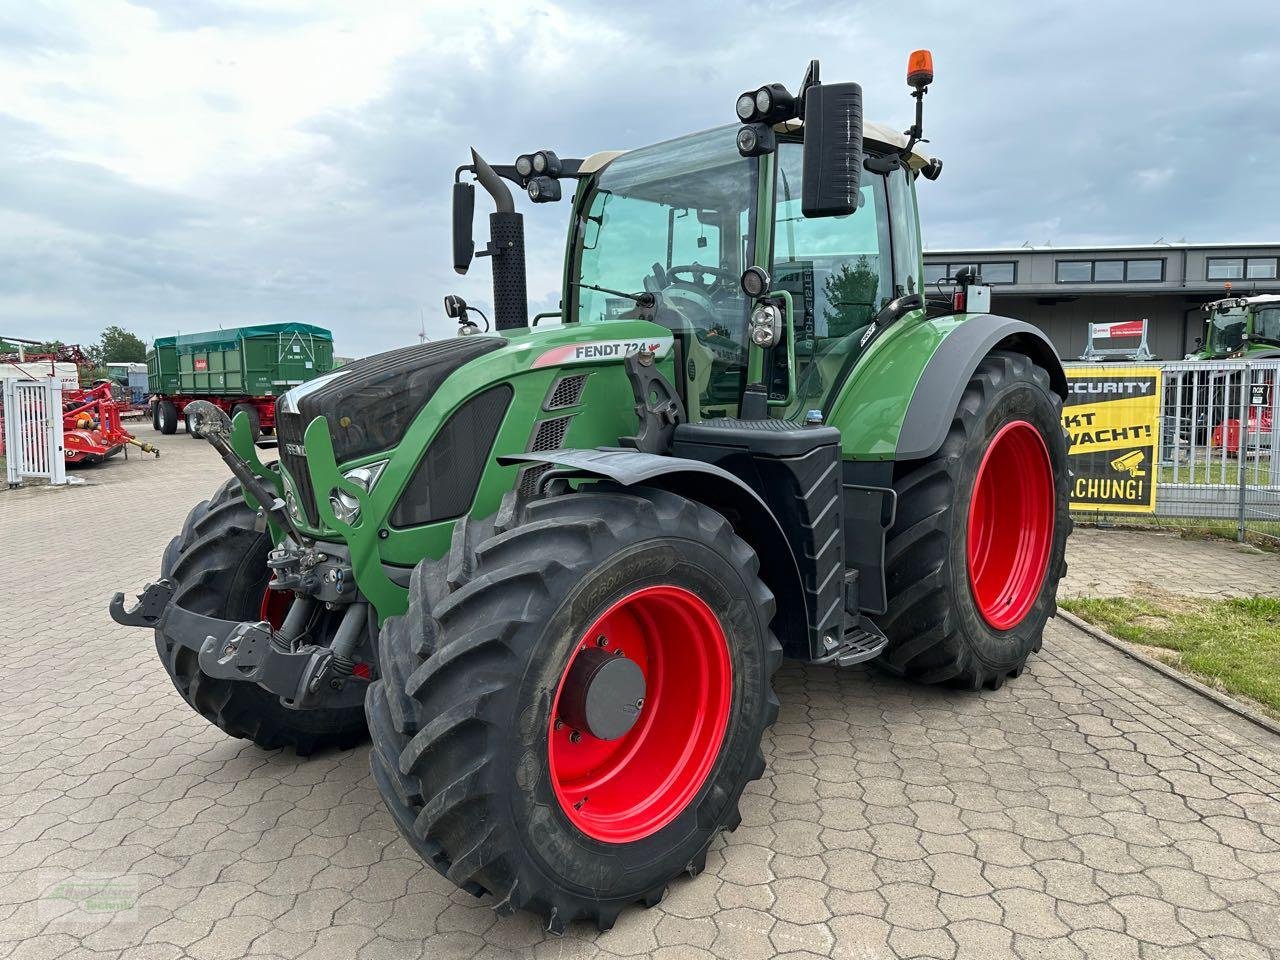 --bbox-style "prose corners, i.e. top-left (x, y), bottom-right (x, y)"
top-left (822, 256), bottom-right (880, 338)
top-left (98, 325), bottom-right (146, 363)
